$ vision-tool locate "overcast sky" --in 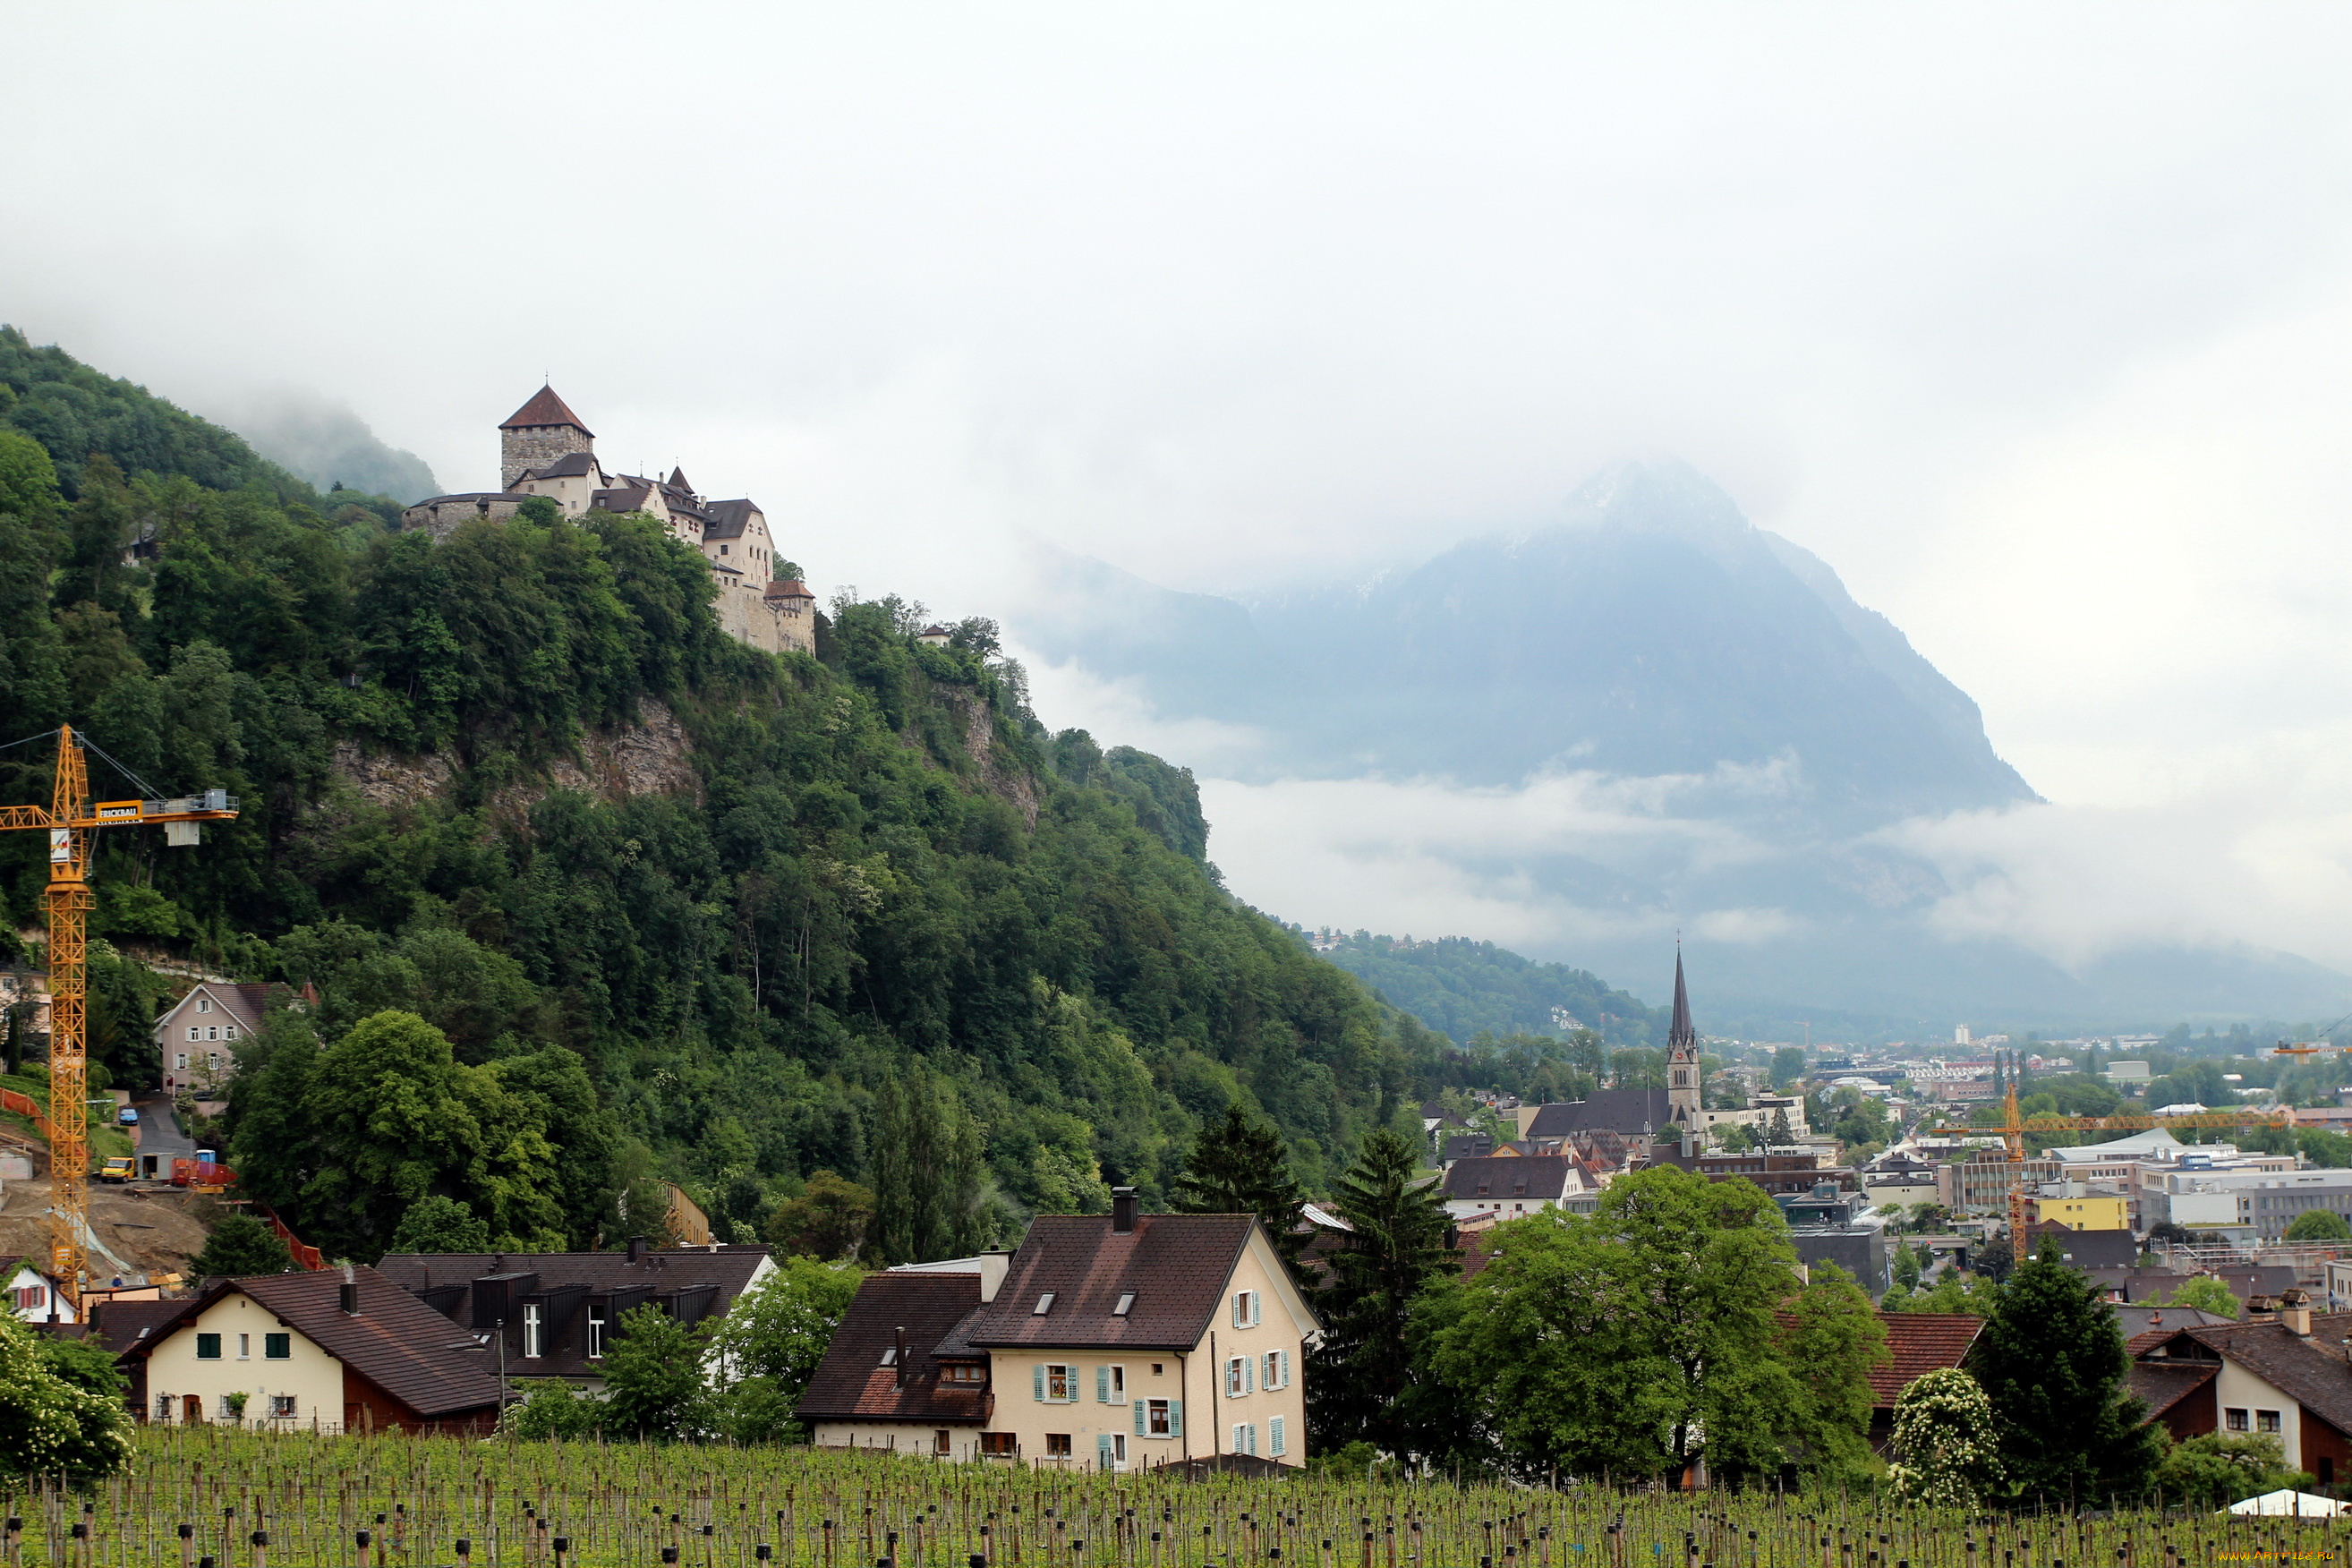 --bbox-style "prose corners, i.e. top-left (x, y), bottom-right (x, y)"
top-left (10, 4), bottom-right (2352, 998)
